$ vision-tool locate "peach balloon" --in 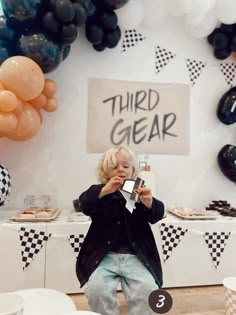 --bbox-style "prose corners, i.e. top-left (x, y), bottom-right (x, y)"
top-left (0, 81), bottom-right (5, 90)
top-left (36, 109), bottom-right (43, 123)
top-left (0, 56), bottom-right (45, 101)
top-left (6, 103), bottom-right (41, 141)
top-left (42, 79), bottom-right (57, 97)
top-left (13, 99), bottom-right (23, 116)
top-left (0, 111), bottom-right (18, 133)
top-left (44, 97), bottom-right (58, 112)
top-left (0, 90), bottom-right (18, 112)
top-left (29, 93), bottom-right (47, 110)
